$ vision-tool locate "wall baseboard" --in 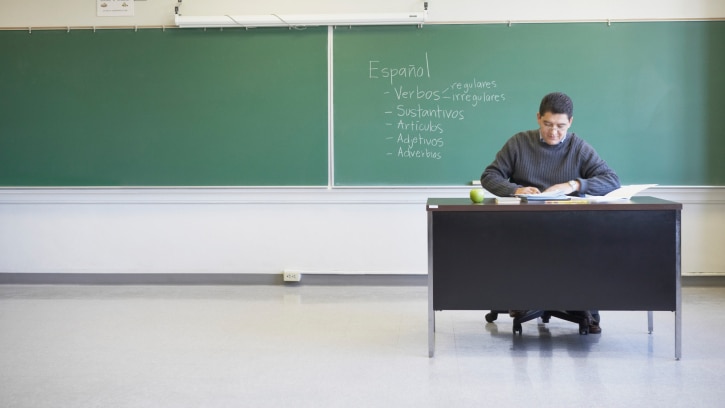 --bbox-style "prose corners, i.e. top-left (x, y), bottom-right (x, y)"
top-left (1, 273), bottom-right (722, 287)
top-left (0, 273), bottom-right (428, 286)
